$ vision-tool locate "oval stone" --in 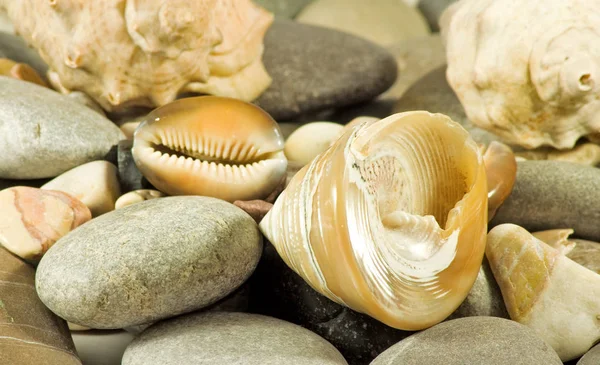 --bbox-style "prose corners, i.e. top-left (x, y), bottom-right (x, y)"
top-left (36, 196), bottom-right (262, 329)
top-left (122, 312), bottom-right (348, 365)
top-left (370, 317), bottom-right (562, 365)
top-left (0, 76), bottom-right (123, 179)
